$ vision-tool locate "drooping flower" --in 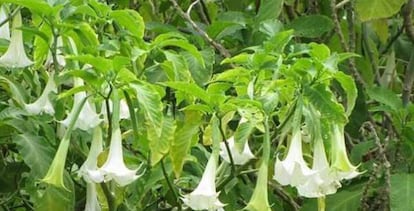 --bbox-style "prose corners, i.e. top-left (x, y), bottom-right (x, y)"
top-left (219, 136), bottom-right (254, 165)
top-left (84, 182), bottom-right (101, 211)
top-left (25, 72), bottom-right (57, 115)
top-left (42, 94), bottom-right (89, 189)
top-left (296, 138), bottom-right (341, 198)
top-left (61, 78), bottom-right (102, 131)
top-left (273, 129), bottom-right (315, 187)
top-left (78, 126), bottom-right (104, 183)
top-left (182, 153), bottom-right (225, 211)
top-left (99, 126), bottom-right (141, 186)
top-left (0, 11), bottom-right (33, 68)
top-left (0, 6), bottom-right (10, 40)
top-left (330, 124), bottom-right (361, 180)
top-left (99, 93), bottom-right (141, 186)
top-left (244, 160), bottom-right (271, 211)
